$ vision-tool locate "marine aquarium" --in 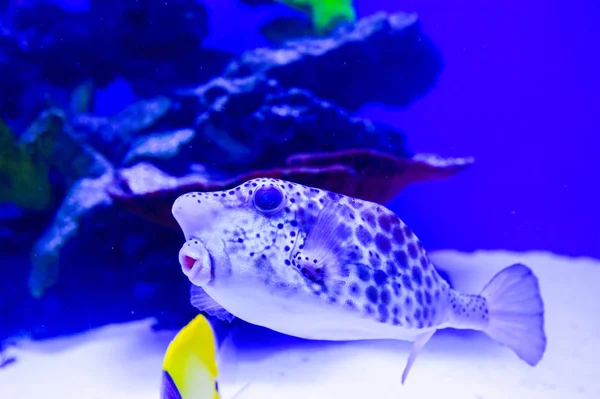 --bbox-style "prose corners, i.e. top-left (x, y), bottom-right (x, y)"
top-left (0, 0), bottom-right (597, 398)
